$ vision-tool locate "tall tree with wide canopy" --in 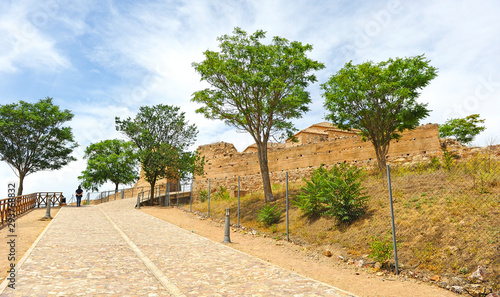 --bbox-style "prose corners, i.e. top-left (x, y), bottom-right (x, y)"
top-left (321, 55), bottom-right (438, 172)
top-left (192, 27), bottom-right (325, 202)
top-left (115, 104), bottom-right (204, 202)
top-left (0, 97), bottom-right (78, 195)
top-left (78, 139), bottom-right (139, 192)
